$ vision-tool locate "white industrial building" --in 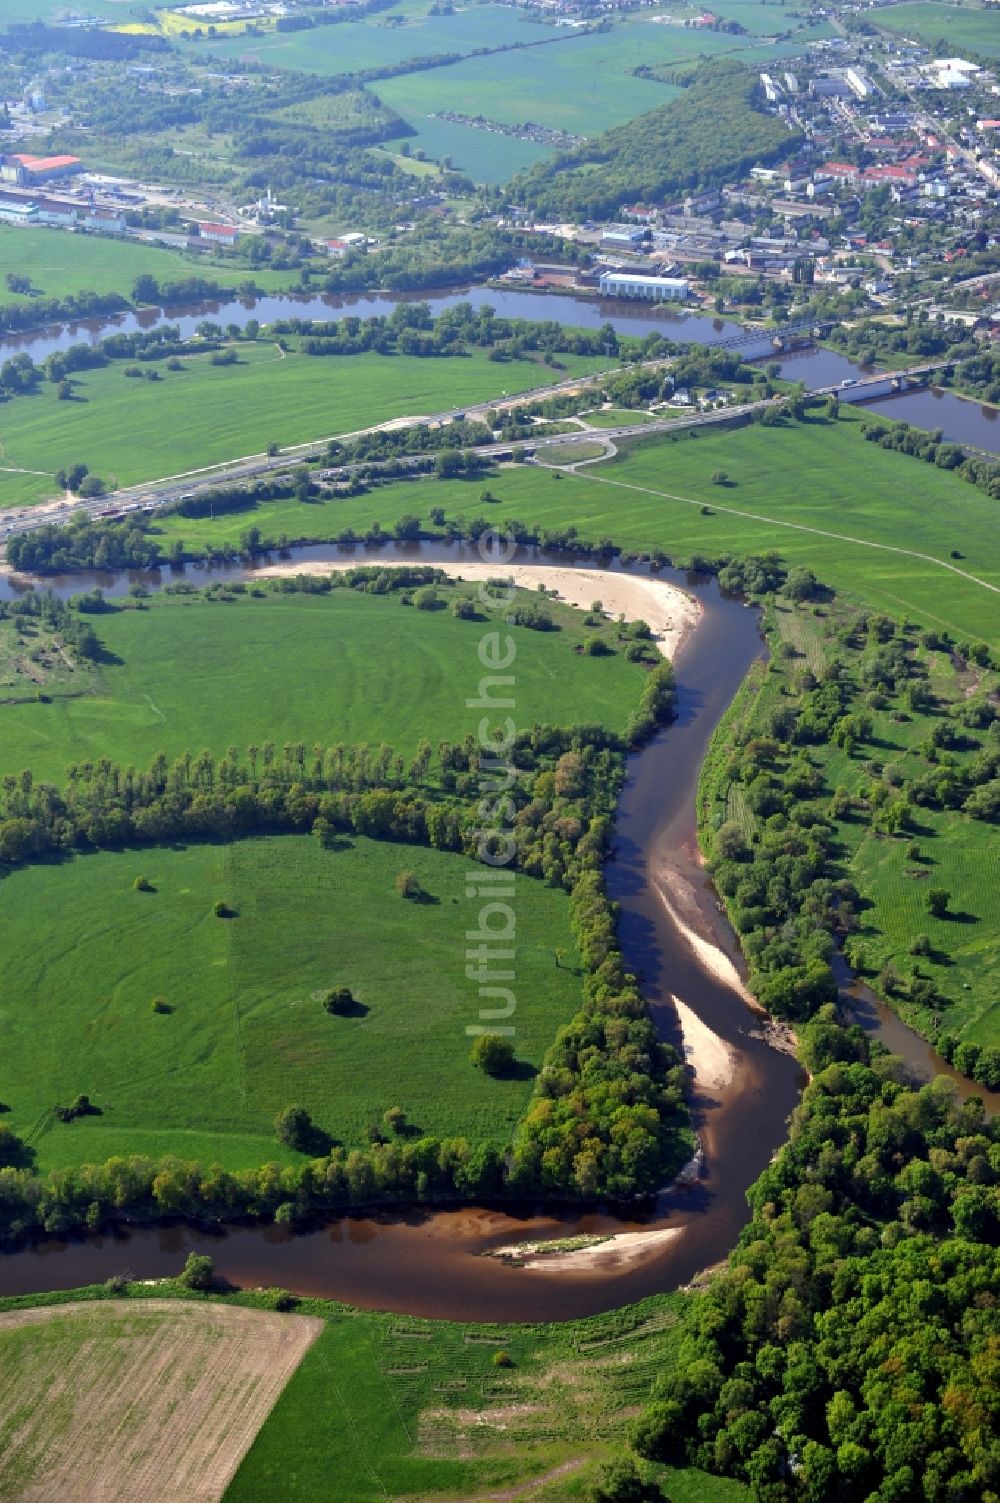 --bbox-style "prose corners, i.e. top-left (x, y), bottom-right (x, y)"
top-left (598, 272), bottom-right (689, 301)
